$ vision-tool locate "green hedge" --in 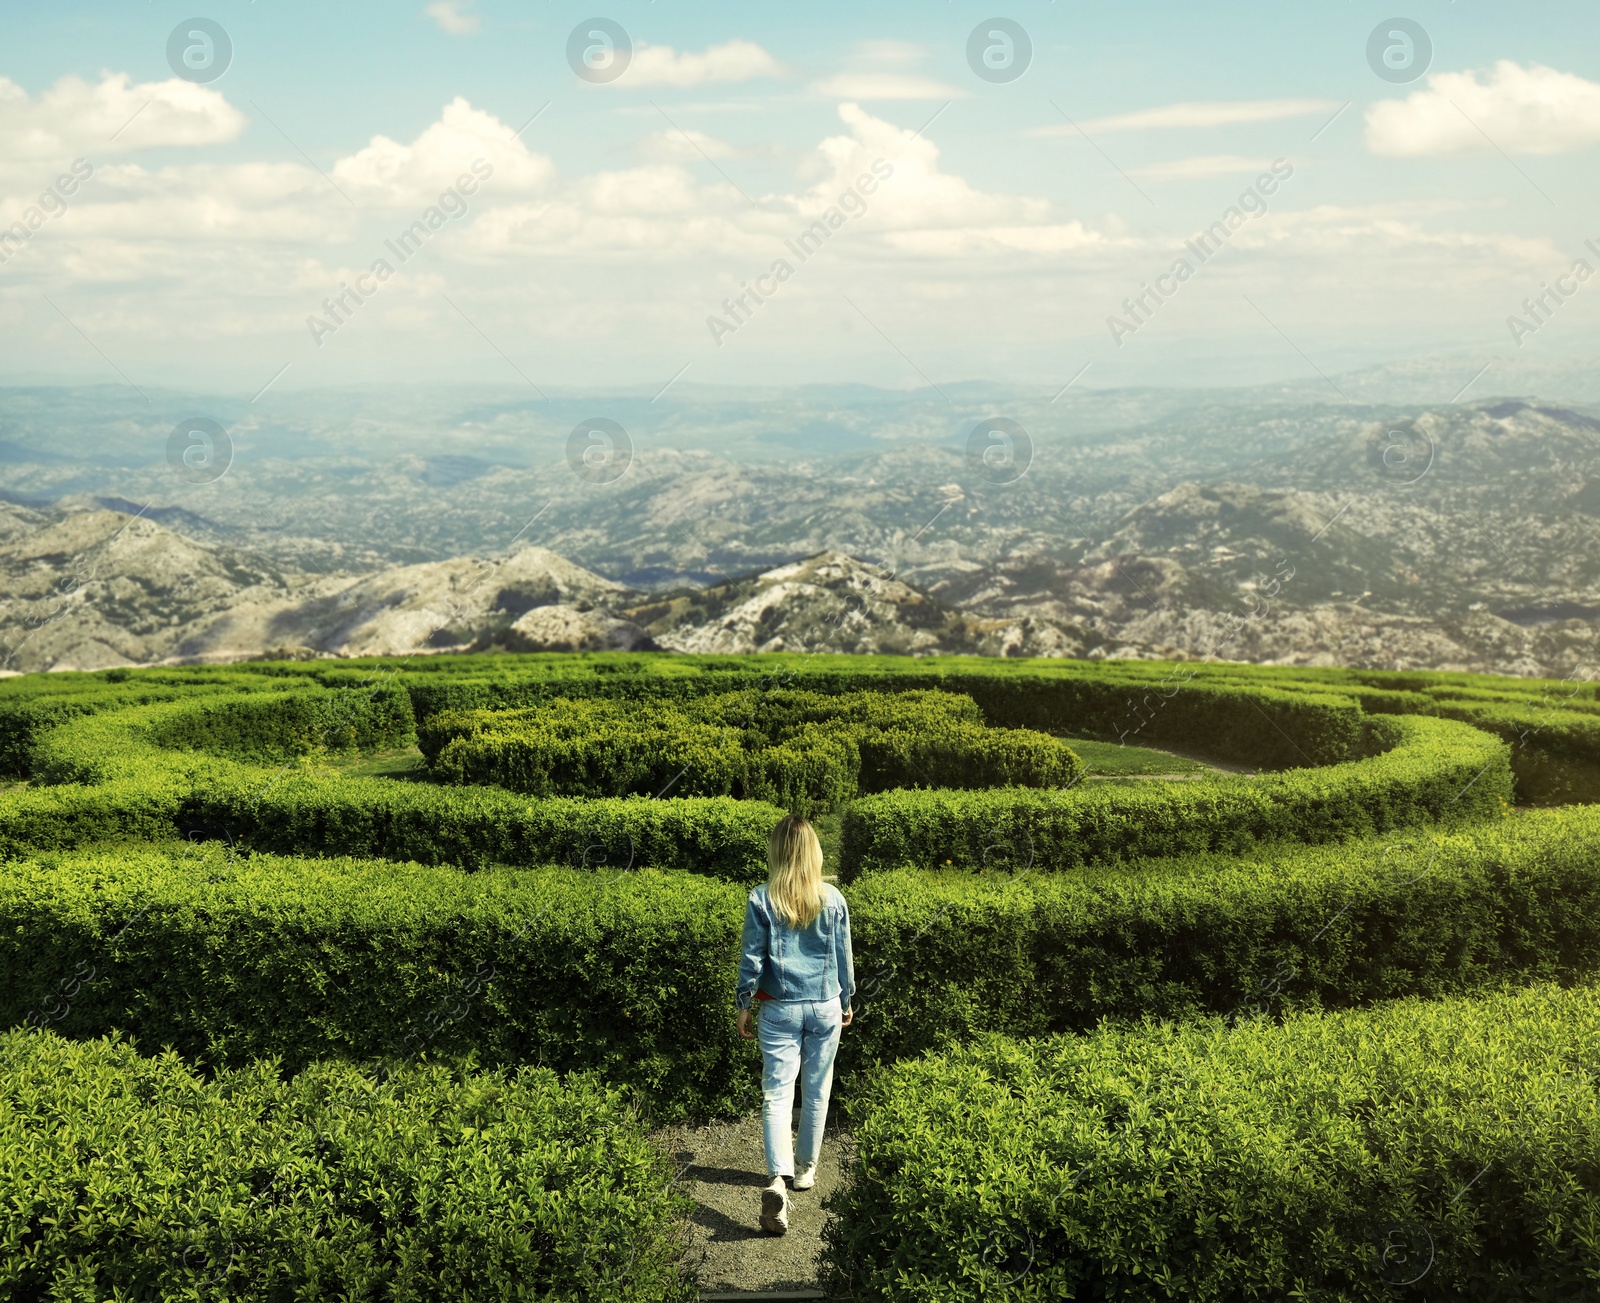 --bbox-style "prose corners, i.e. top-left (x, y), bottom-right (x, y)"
top-left (10, 652), bottom-right (1590, 789)
top-left (423, 698), bottom-right (795, 800)
top-left (0, 769), bottom-right (776, 881)
top-left (396, 659), bottom-right (1374, 773)
top-left (1, 844), bottom-right (755, 1120)
top-left (1255, 672), bottom-right (1600, 805)
top-left (187, 774), bottom-right (779, 879)
top-left (0, 779), bottom-right (189, 856)
top-left (0, 679), bottom-right (245, 778)
top-left (4, 694), bottom-right (778, 879)
top-left (836, 806), bottom-right (1600, 1081)
top-left (148, 681), bottom-right (416, 762)
top-left (839, 715), bottom-right (1510, 878)
top-left (422, 689), bottom-right (1079, 809)
top-left (1425, 700), bottom-right (1600, 805)
top-left (0, 1030), bottom-right (695, 1301)
top-left (27, 685), bottom-right (414, 786)
top-left (822, 981), bottom-right (1600, 1301)
top-left (10, 810), bottom-right (1600, 1121)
